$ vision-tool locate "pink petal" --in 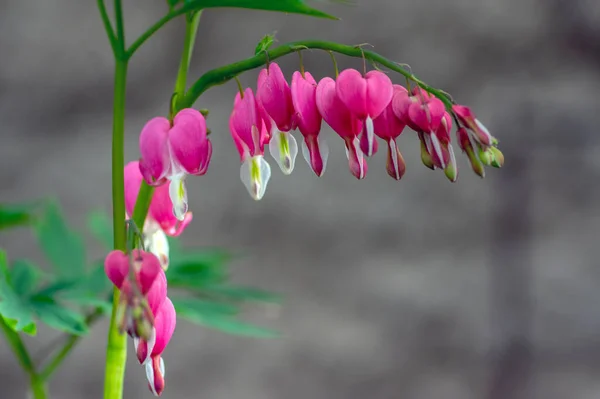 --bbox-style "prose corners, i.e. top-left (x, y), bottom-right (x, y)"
top-left (230, 89), bottom-right (263, 156)
top-left (385, 139), bottom-right (406, 180)
top-left (124, 161), bottom-right (144, 217)
top-left (152, 297), bottom-right (176, 356)
top-left (364, 70), bottom-right (393, 118)
top-left (139, 117), bottom-right (171, 186)
top-left (391, 89), bottom-right (413, 124)
top-left (146, 355), bottom-right (165, 396)
top-left (169, 109), bottom-right (212, 176)
top-left (256, 63), bottom-right (296, 132)
top-left (344, 137), bottom-right (368, 179)
top-left (146, 269), bottom-right (167, 315)
top-left (291, 71), bottom-right (322, 138)
top-left (373, 95), bottom-right (407, 140)
top-left (335, 68), bottom-right (368, 119)
top-left (302, 135), bottom-right (328, 177)
top-left (148, 184), bottom-right (192, 237)
top-left (408, 97), bottom-right (445, 133)
top-left (132, 250), bottom-right (162, 295)
top-left (359, 129), bottom-right (378, 156)
top-left (316, 77), bottom-right (363, 140)
top-left (104, 250), bottom-right (129, 288)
